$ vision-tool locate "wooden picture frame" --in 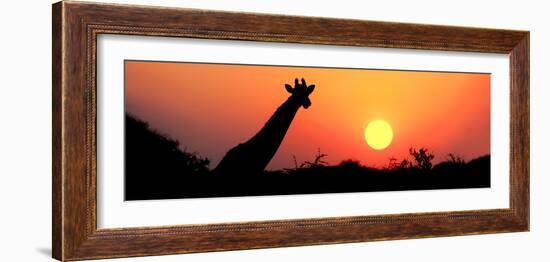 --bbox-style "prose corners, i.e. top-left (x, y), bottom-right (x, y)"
top-left (52, 1), bottom-right (529, 261)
